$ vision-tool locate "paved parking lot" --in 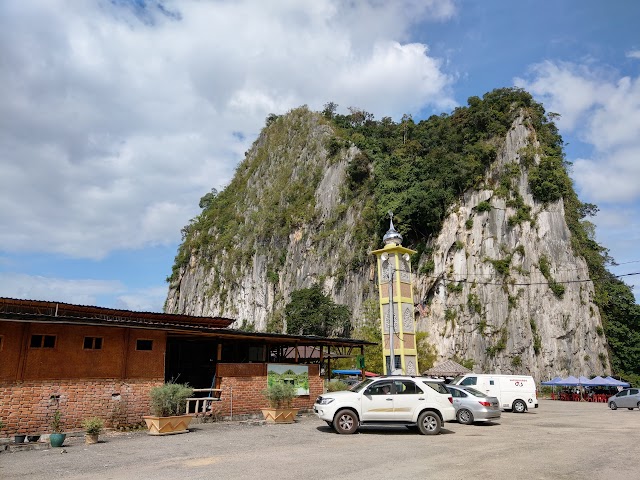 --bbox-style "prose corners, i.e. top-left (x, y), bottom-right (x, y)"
top-left (1, 400), bottom-right (638, 480)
